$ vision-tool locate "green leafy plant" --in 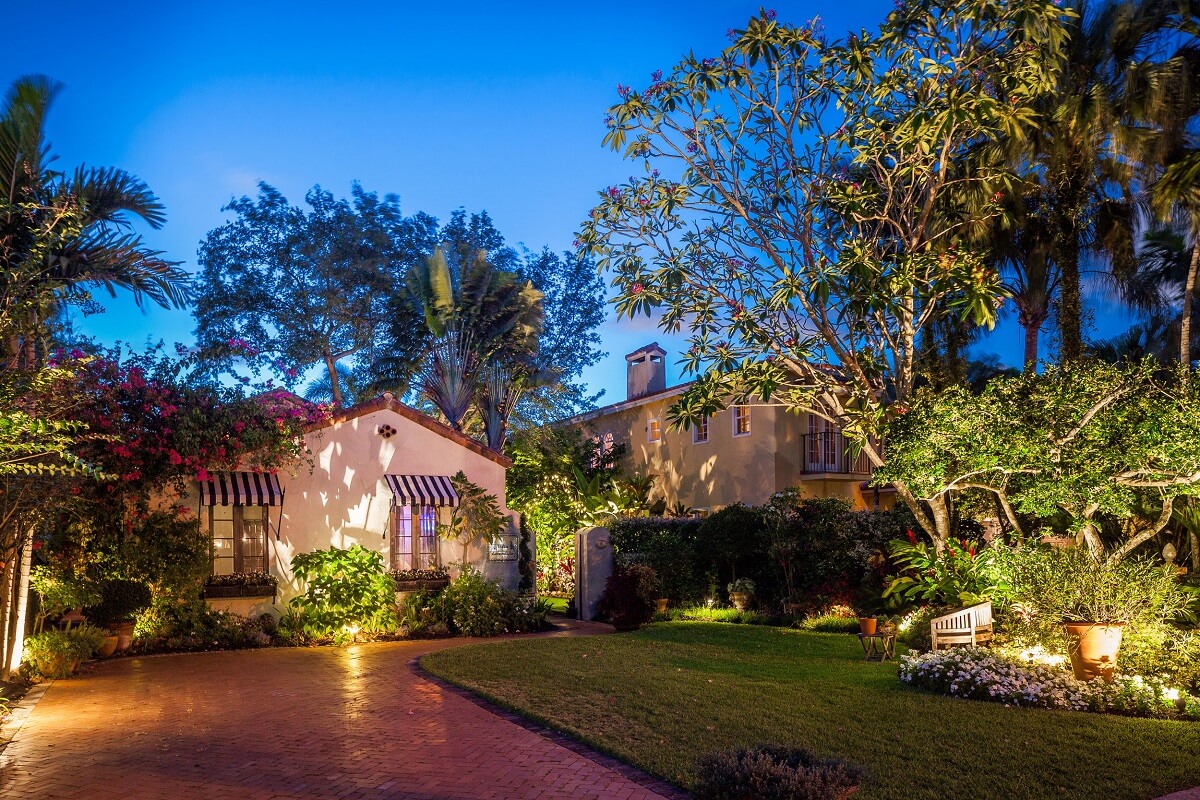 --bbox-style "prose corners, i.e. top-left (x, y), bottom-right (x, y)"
top-left (22, 625), bottom-right (106, 678)
top-left (694, 743), bottom-right (863, 800)
top-left (727, 578), bottom-right (756, 596)
top-left (441, 471), bottom-right (507, 565)
top-left (389, 567), bottom-right (449, 583)
top-left (411, 567), bottom-right (549, 637)
top-left (29, 565), bottom-right (99, 634)
top-left (1002, 546), bottom-right (1191, 625)
top-left (884, 537), bottom-right (1006, 609)
top-left (289, 544), bottom-right (398, 641)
